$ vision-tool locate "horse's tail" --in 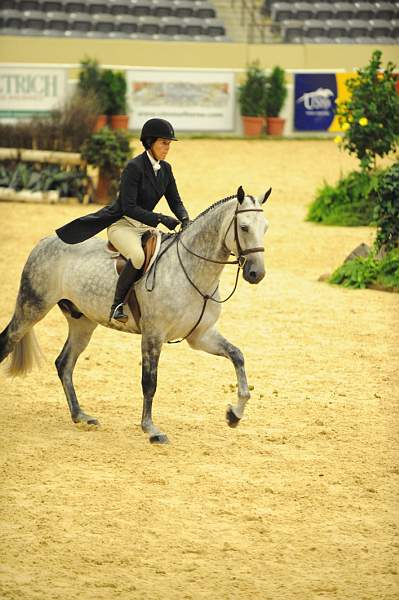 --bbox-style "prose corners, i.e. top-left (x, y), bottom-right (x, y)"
top-left (0, 321), bottom-right (43, 378)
